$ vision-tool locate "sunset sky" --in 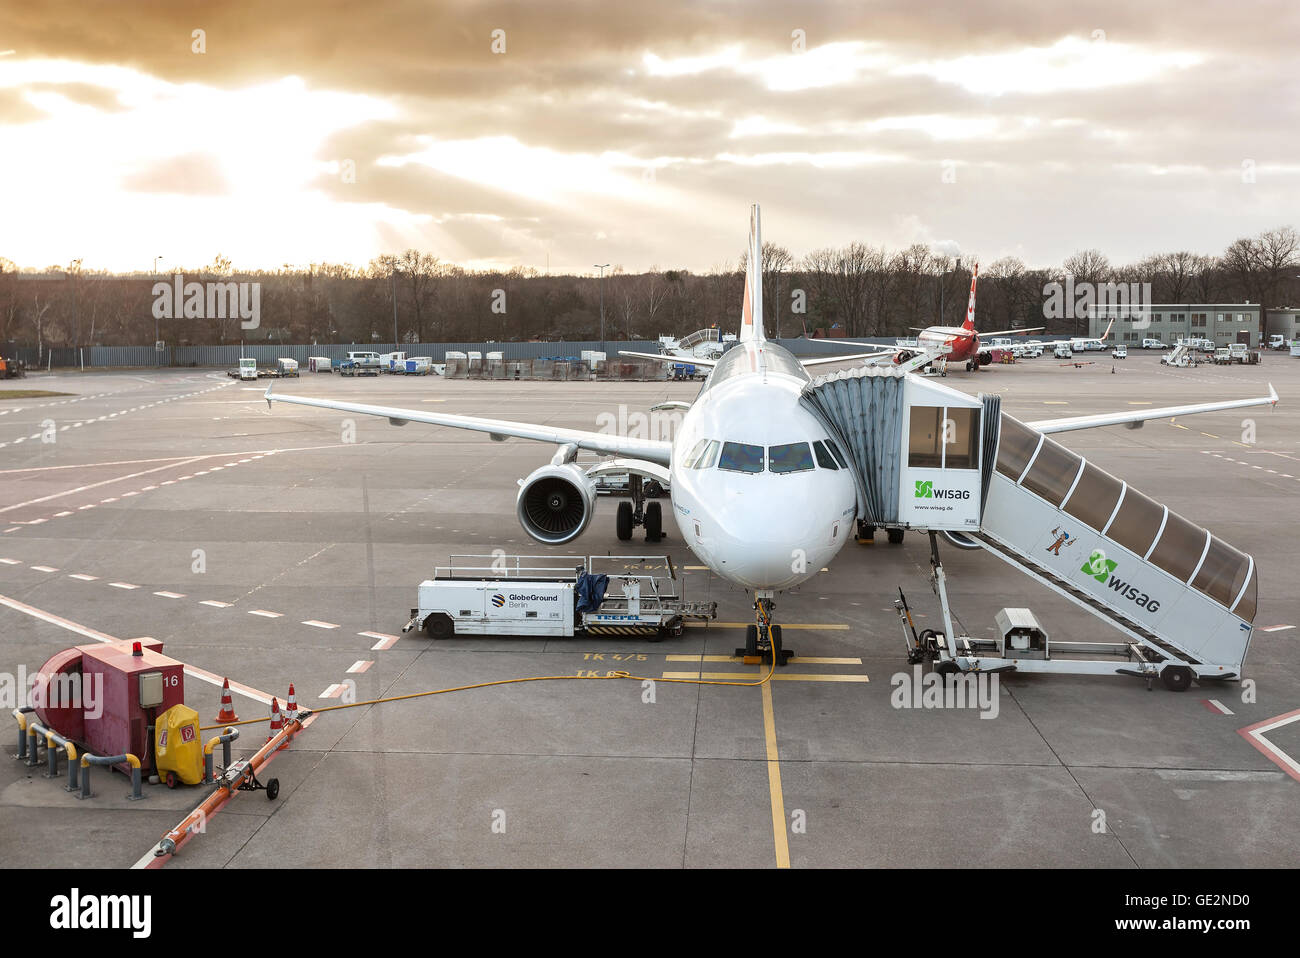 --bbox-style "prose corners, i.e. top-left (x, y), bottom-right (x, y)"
top-left (1, 1), bottom-right (1297, 274)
